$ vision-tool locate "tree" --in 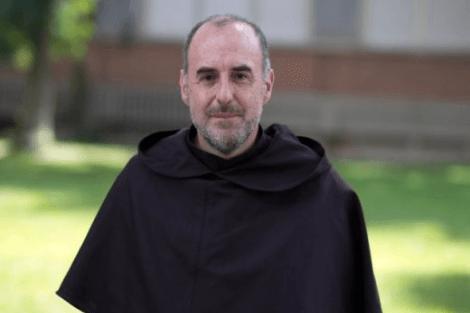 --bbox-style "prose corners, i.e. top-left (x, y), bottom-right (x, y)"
top-left (0, 0), bottom-right (96, 153)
